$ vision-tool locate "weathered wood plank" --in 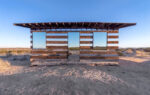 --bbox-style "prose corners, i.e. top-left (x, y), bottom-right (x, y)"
top-left (80, 41), bottom-right (93, 44)
top-left (105, 56), bottom-right (119, 60)
top-left (31, 30), bottom-right (45, 32)
top-left (80, 51), bottom-right (117, 54)
top-left (107, 30), bottom-right (118, 33)
top-left (31, 30), bottom-right (118, 33)
top-left (80, 31), bottom-right (118, 33)
top-left (47, 31), bottom-right (68, 33)
top-left (80, 56), bottom-right (119, 59)
top-left (46, 36), bottom-right (68, 39)
top-left (31, 56), bottom-right (67, 59)
top-left (80, 46), bottom-right (93, 49)
top-left (107, 46), bottom-right (118, 49)
top-left (107, 41), bottom-right (119, 44)
top-left (80, 36), bottom-right (93, 39)
top-left (46, 41), bottom-right (68, 44)
top-left (107, 36), bottom-right (118, 39)
top-left (47, 46), bottom-right (68, 49)
top-left (31, 50), bottom-right (68, 54)
top-left (80, 31), bottom-right (93, 33)
top-left (80, 56), bottom-right (105, 59)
